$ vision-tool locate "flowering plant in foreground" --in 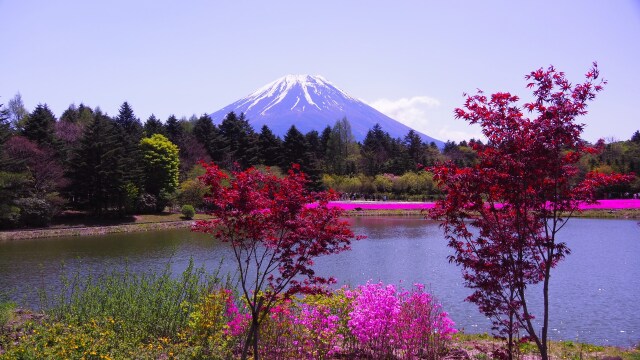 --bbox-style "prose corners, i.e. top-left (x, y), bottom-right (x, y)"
top-left (235, 282), bottom-right (456, 359)
top-left (347, 282), bottom-right (457, 359)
